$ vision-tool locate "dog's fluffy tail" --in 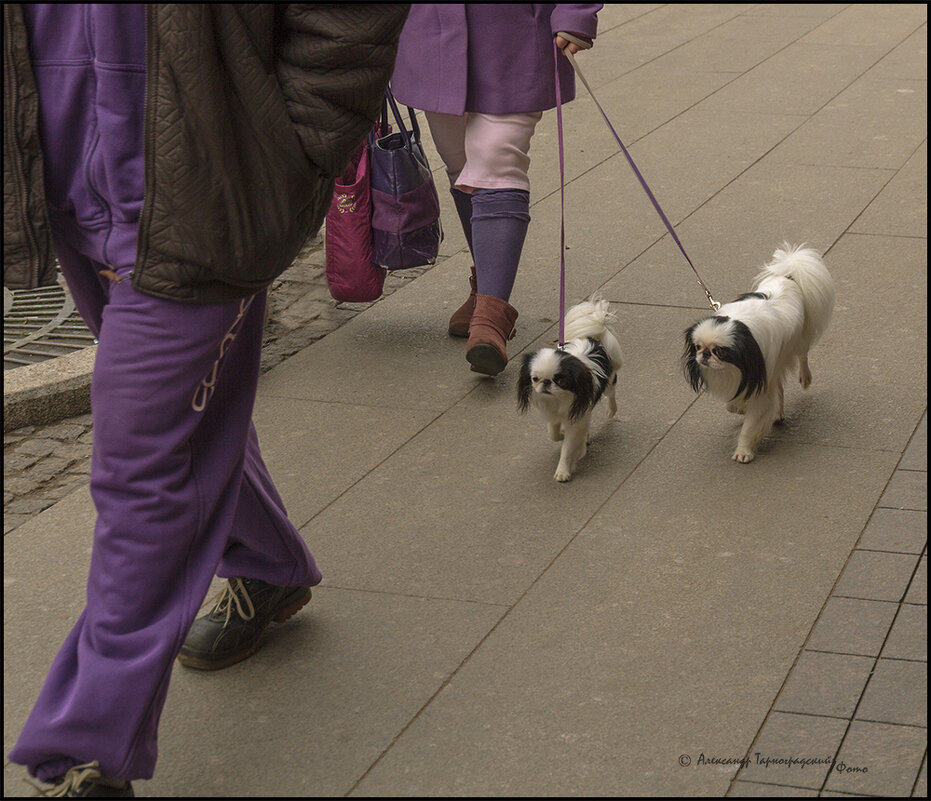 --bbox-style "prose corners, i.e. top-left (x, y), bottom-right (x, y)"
top-left (563, 293), bottom-right (623, 370)
top-left (759, 243), bottom-right (835, 347)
